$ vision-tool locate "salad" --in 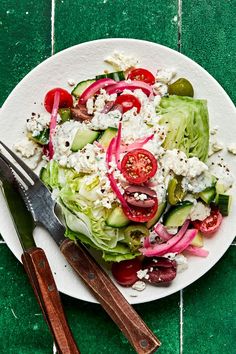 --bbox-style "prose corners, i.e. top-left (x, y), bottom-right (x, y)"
top-left (15, 51), bottom-right (234, 291)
